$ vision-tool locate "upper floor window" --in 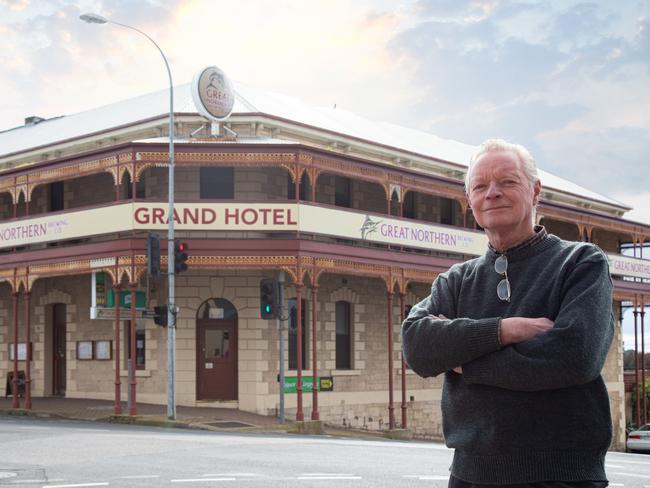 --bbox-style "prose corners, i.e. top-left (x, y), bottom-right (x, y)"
top-left (288, 298), bottom-right (307, 370)
top-left (403, 191), bottom-right (415, 219)
top-left (334, 175), bottom-right (351, 208)
top-left (287, 174), bottom-right (307, 200)
top-left (440, 198), bottom-right (455, 225)
top-left (335, 300), bottom-right (352, 369)
top-left (200, 167), bottom-right (234, 199)
top-left (49, 181), bottom-right (64, 211)
top-left (124, 173), bottom-right (146, 199)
